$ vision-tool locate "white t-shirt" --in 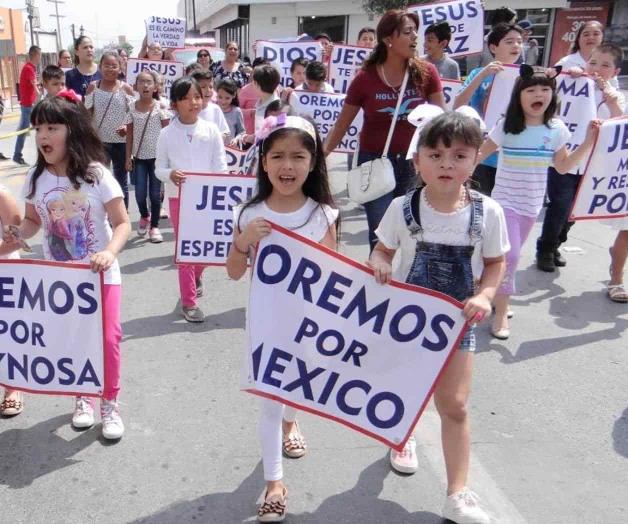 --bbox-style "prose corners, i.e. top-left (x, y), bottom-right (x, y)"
top-left (595, 86), bottom-right (627, 120)
top-left (490, 118), bottom-right (571, 217)
top-left (375, 191), bottom-right (510, 281)
top-left (155, 118), bottom-right (228, 199)
top-left (199, 102), bottom-right (230, 136)
top-left (125, 102), bottom-right (170, 159)
top-left (234, 198), bottom-right (338, 244)
top-left (0, 185), bottom-right (20, 260)
top-left (22, 164), bottom-right (123, 284)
